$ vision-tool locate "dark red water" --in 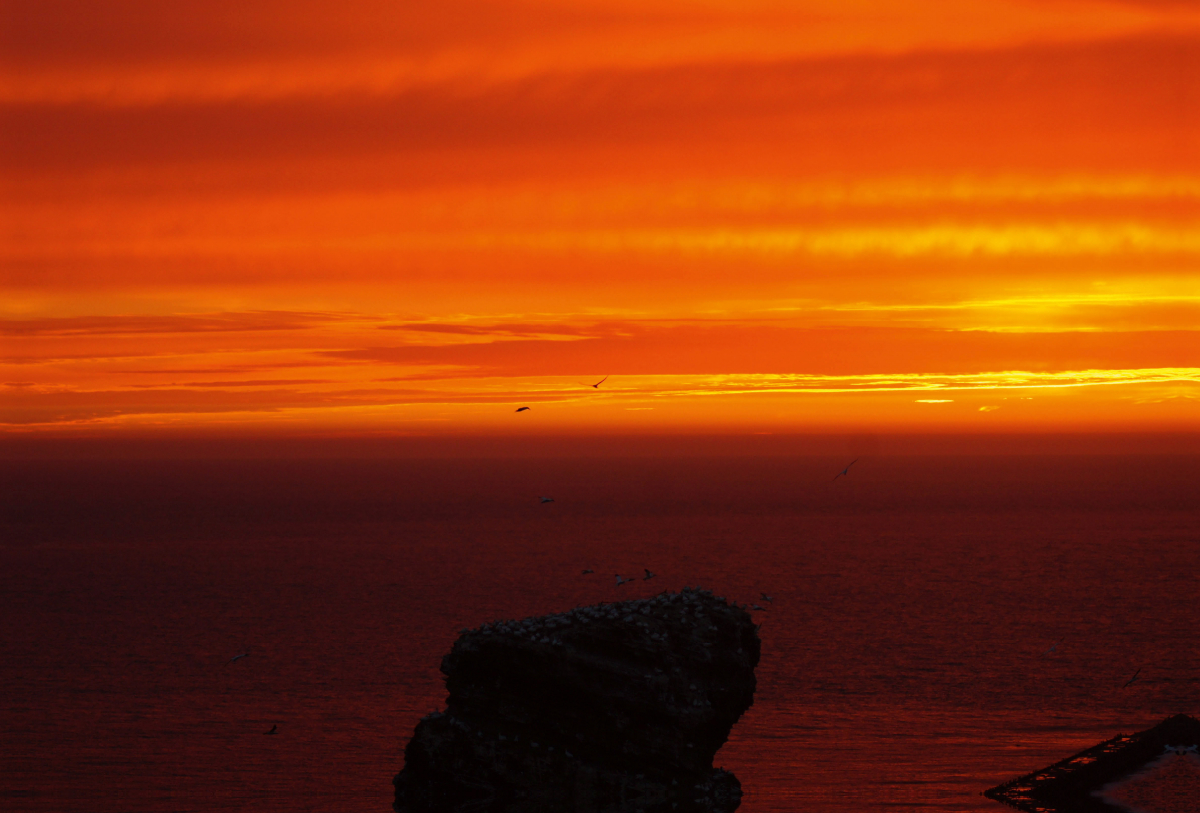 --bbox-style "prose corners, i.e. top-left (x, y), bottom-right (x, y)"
top-left (2, 452), bottom-right (1197, 811)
